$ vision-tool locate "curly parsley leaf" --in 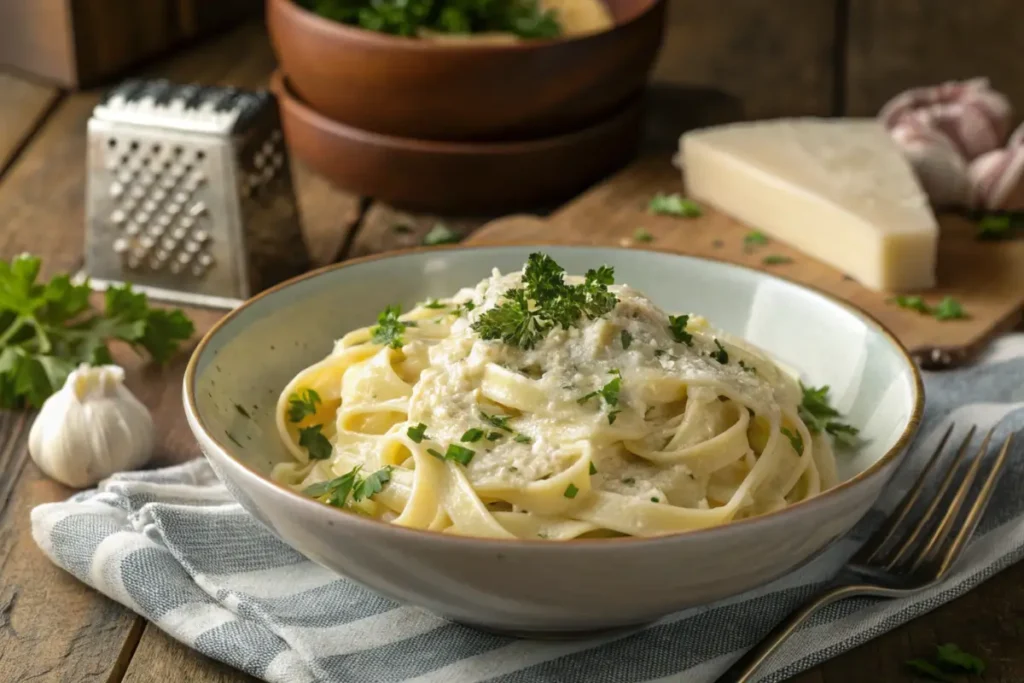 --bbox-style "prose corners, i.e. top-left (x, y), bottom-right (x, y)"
top-left (0, 254), bottom-right (194, 409)
top-left (668, 314), bottom-right (693, 346)
top-left (370, 304), bottom-right (415, 349)
top-left (472, 254), bottom-right (618, 349)
top-left (298, 424), bottom-right (333, 460)
top-left (287, 388), bottom-right (321, 423)
top-left (648, 193), bottom-right (702, 218)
